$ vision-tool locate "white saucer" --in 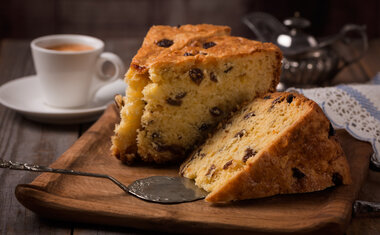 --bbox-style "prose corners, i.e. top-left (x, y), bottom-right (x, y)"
top-left (0, 75), bottom-right (126, 124)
